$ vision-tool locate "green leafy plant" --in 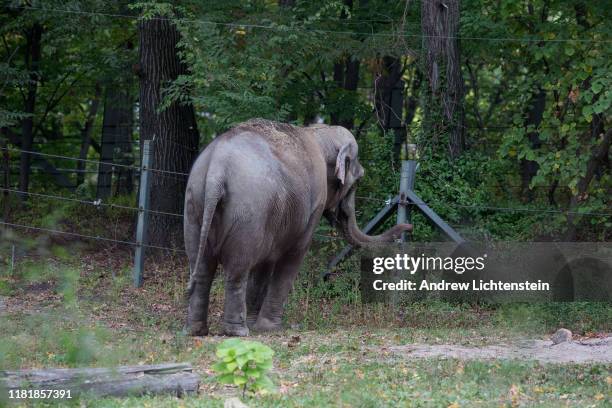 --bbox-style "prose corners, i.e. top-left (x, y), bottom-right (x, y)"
top-left (213, 338), bottom-right (275, 397)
